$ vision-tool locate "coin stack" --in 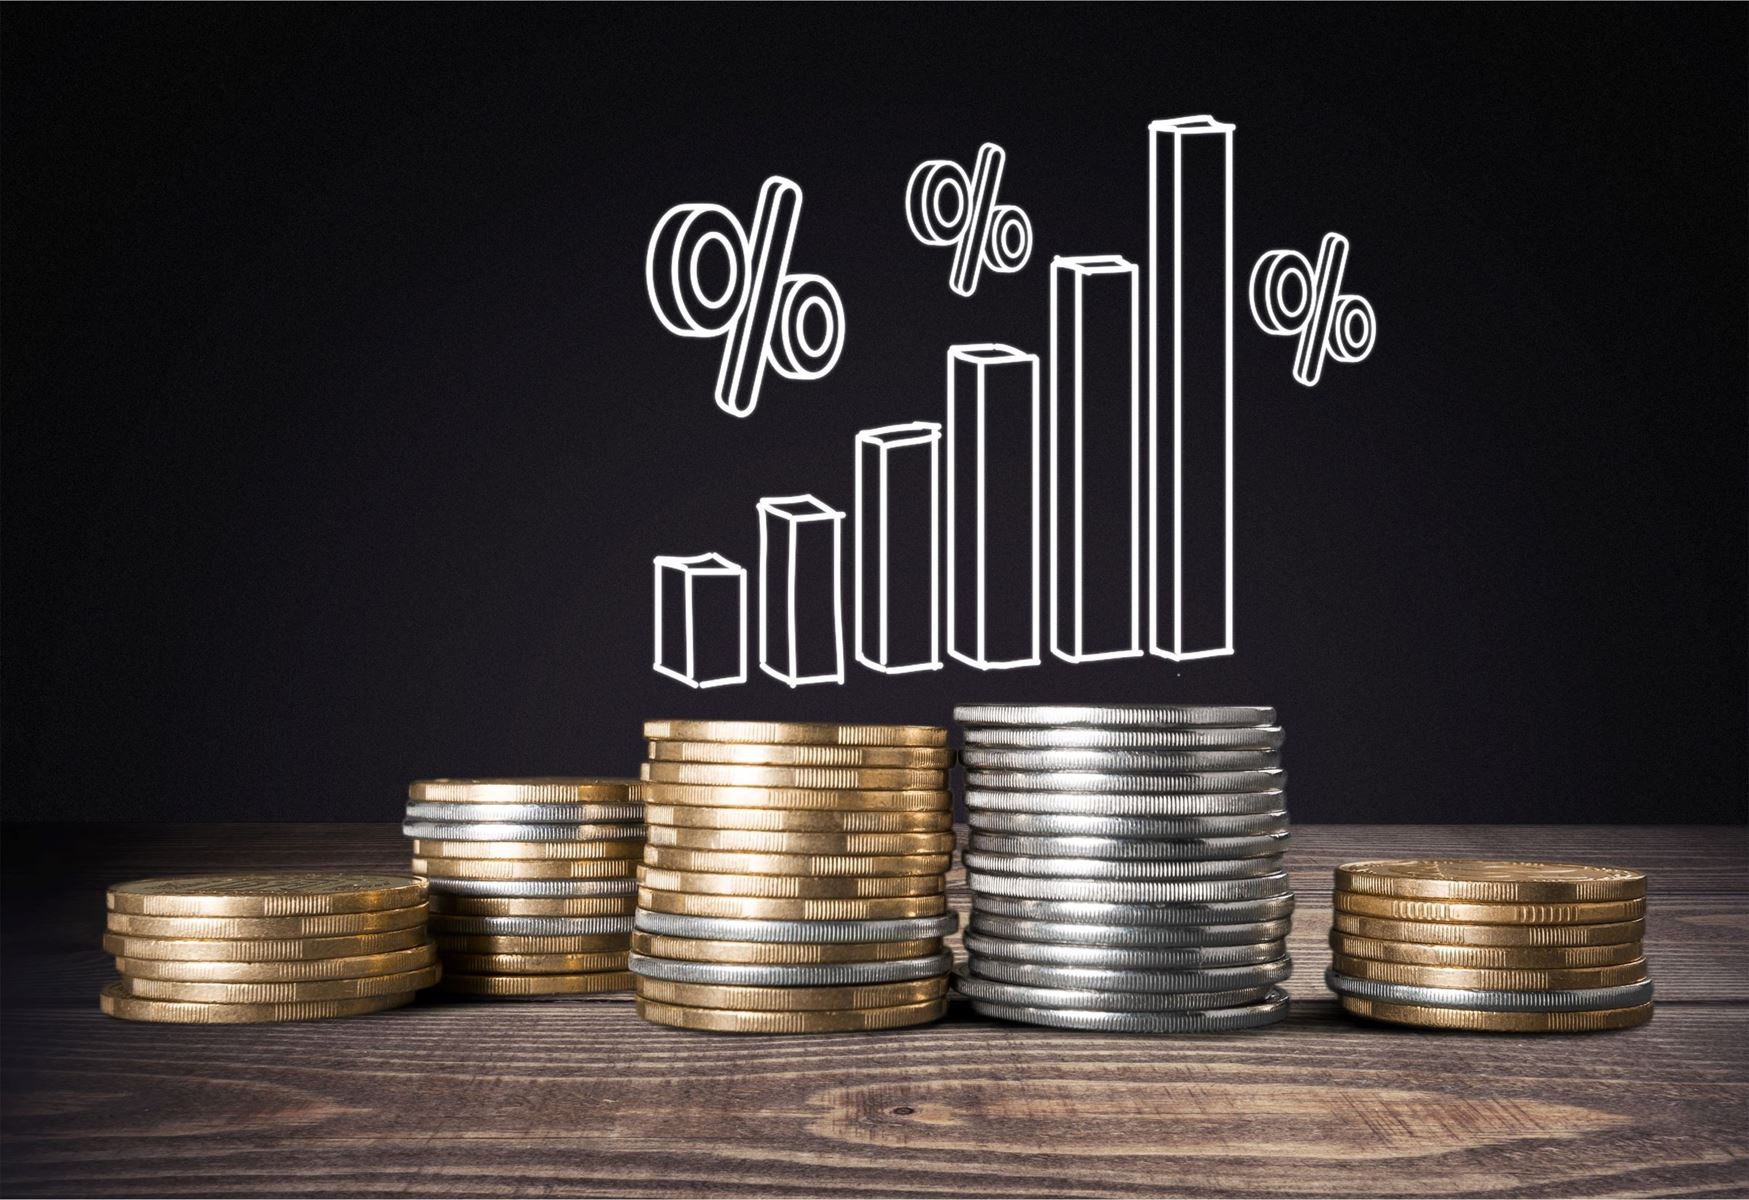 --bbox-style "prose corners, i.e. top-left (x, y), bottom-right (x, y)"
top-left (953, 703), bottom-right (1294, 1033)
top-left (630, 719), bottom-right (958, 1033)
top-left (404, 778), bottom-right (645, 997)
top-left (102, 873), bottom-right (439, 1023)
top-left (1327, 859), bottom-right (1653, 1032)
